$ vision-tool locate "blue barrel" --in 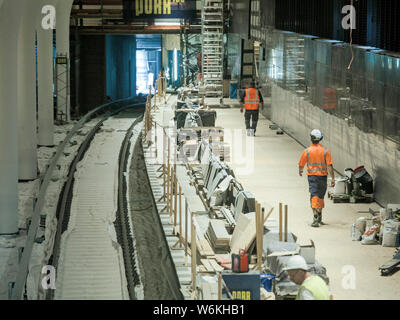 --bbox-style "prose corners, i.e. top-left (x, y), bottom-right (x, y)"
top-left (260, 274), bottom-right (275, 292)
